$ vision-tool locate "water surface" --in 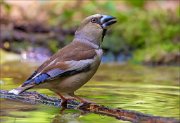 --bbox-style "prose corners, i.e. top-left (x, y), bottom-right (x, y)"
top-left (0, 61), bottom-right (179, 123)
